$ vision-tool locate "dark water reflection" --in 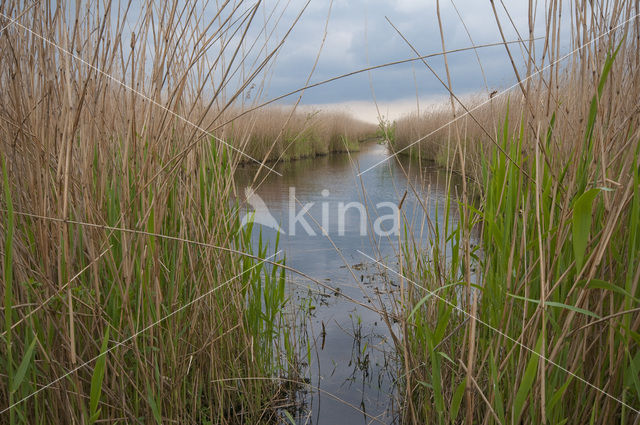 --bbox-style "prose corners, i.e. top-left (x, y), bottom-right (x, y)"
top-left (234, 142), bottom-right (463, 424)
